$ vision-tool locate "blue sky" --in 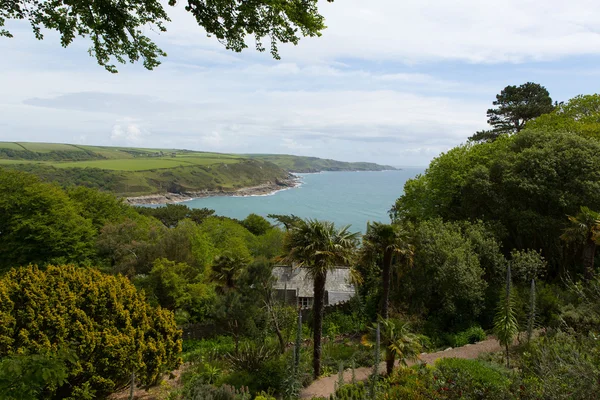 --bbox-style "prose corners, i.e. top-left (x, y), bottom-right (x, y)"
top-left (1, 0), bottom-right (600, 166)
